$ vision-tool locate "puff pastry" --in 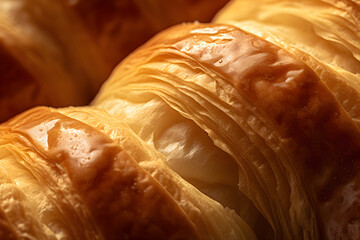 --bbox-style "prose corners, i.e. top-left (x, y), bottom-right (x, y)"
top-left (0, 106), bottom-right (256, 240)
top-left (93, 22), bottom-right (360, 239)
top-left (1, 0), bottom-right (360, 239)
